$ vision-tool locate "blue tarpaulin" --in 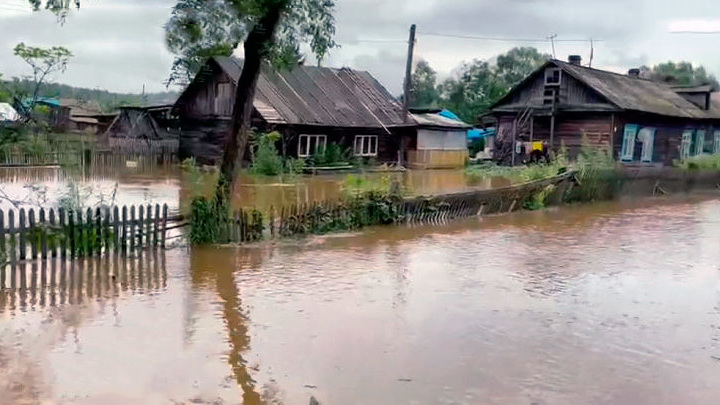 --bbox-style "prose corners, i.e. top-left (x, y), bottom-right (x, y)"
top-left (468, 127), bottom-right (495, 140)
